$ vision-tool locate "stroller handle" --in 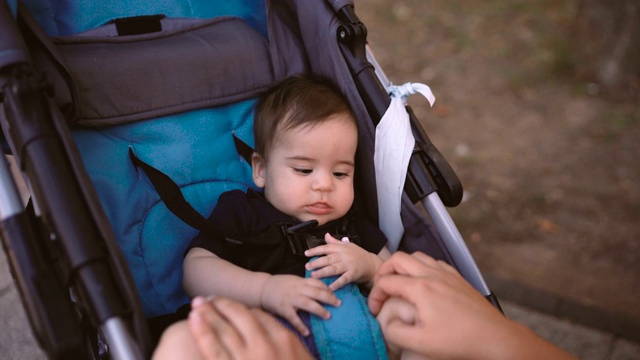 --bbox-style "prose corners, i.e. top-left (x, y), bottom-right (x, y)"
top-left (333, 3), bottom-right (500, 311)
top-left (0, 3), bottom-right (151, 357)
